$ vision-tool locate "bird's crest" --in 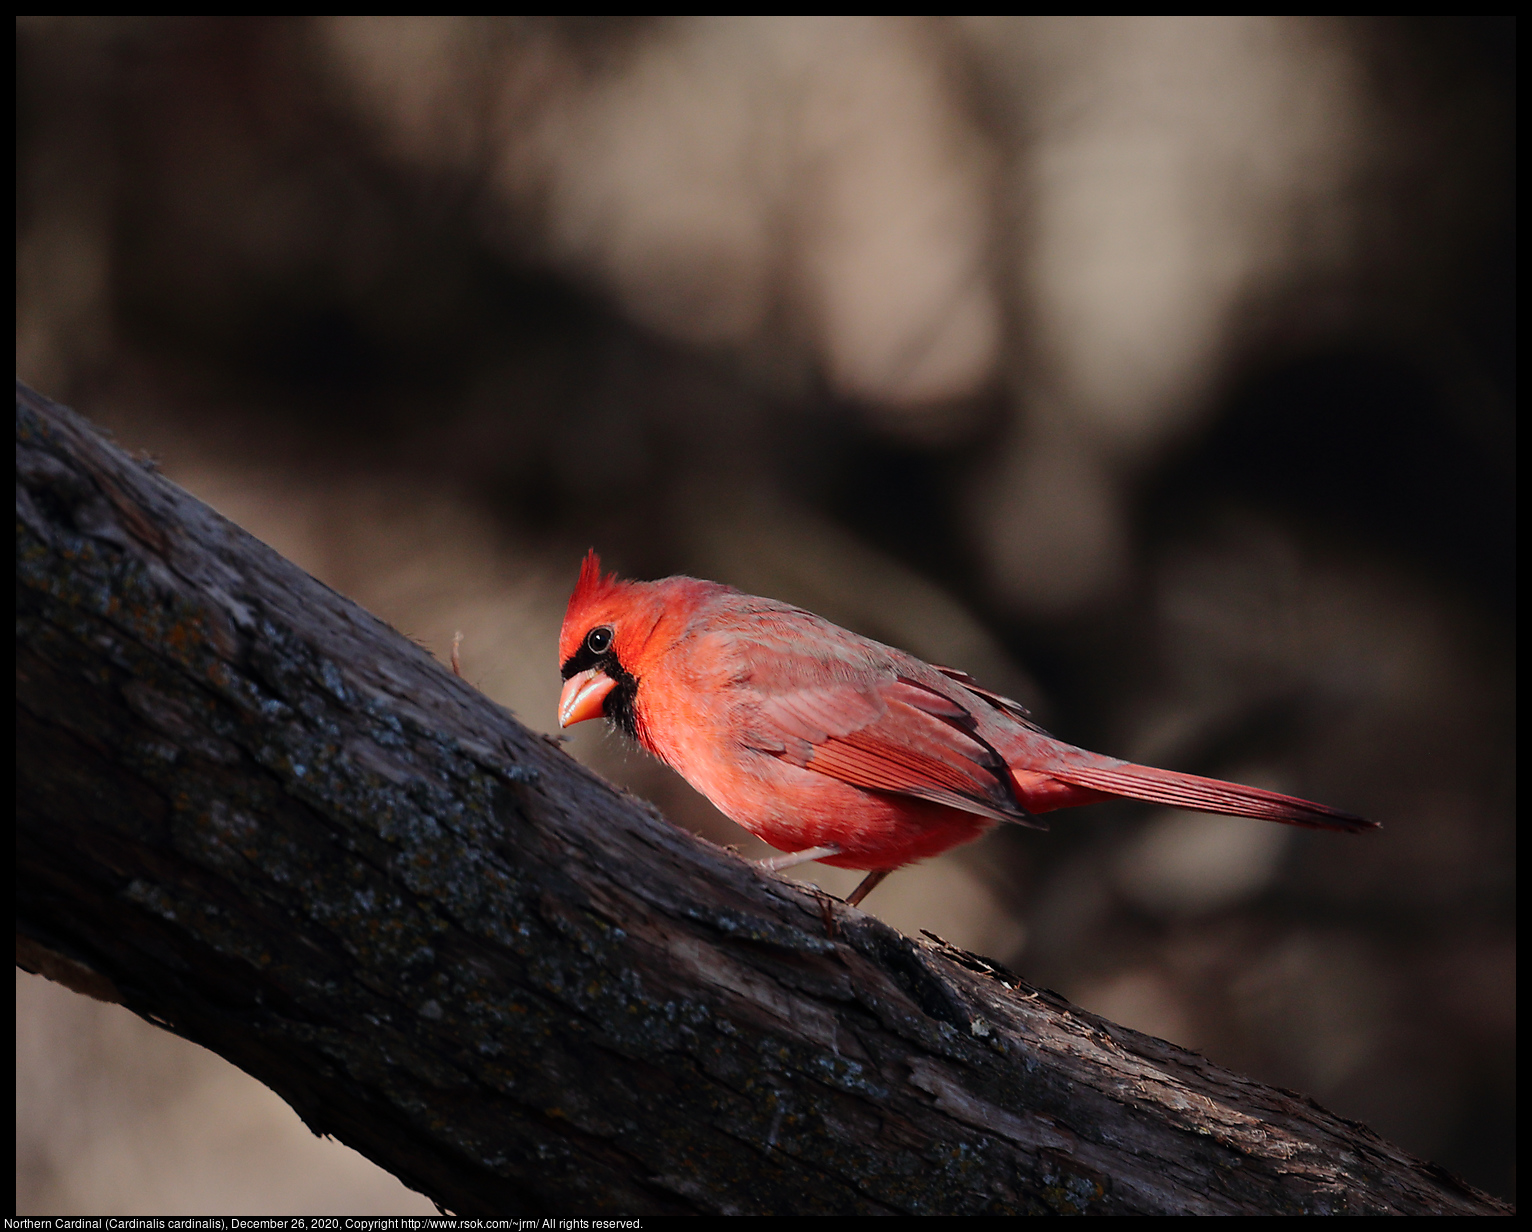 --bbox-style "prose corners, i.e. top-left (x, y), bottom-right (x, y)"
top-left (561, 550), bottom-right (628, 660)
top-left (569, 548), bottom-right (625, 610)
